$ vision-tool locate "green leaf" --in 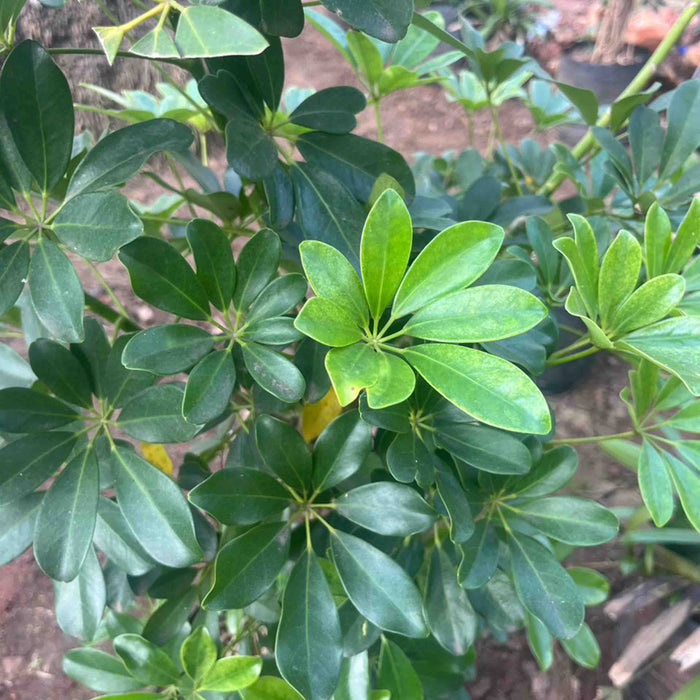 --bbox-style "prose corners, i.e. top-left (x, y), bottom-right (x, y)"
top-left (598, 230), bottom-right (642, 328)
top-left (330, 530), bottom-right (428, 638)
top-left (561, 623), bottom-right (600, 668)
top-left (181, 626), bottom-right (217, 683)
top-left (644, 203), bottom-right (672, 280)
top-left (638, 439), bottom-right (674, 527)
top-left (0, 492), bottom-right (42, 566)
top-left (360, 189), bottom-right (412, 320)
top-left (67, 119), bottom-right (193, 198)
top-left (297, 132), bottom-right (415, 203)
top-left (507, 532), bottom-right (584, 639)
top-left (225, 114), bottom-right (278, 181)
top-left (29, 238), bottom-right (84, 342)
top-left (119, 237), bottom-right (210, 320)
top-left (659, 80), bottom-right (700, 180)
top-left (63, 648), bottom-right (143, 693)
top-left (291, 163), bottom-right (365, 269)
top-left (290, 86), bottom-right (366, 133)
top-left (113, 633), bottom-right (179, 686)
top-left (92, 497), bottom-right (155, 576)
top-left (665, 452), bottom-right (700, 530)
top-left (553, 215), bottom-right (599, 319)
top-left (0, 344), bottom-right (35, 391)
top-left (367, 352), bottom-right (415, 409)
top-left (241, 341), bottom-right (306, 403)
top-left (386, 430), bottom-right (431, 483)
top-left (435, 466), bottom-right (474, 543)
top-left (277, 549), bottom-right (343, 699)
top-left (514, 496), bottom-right (618, 545)
top-left (189, 467), bottom-right (292, 525)
top-left (110, 445), bottom-right (203, 567)
top-left (0, 40), bottom-right (73, 190)
top-left (457, 521), bottom-right (498, 589)
top-left (403, 344), bottom-right (551, 434)
top-left (54, 546), bottom-right (105, 642)
top-left (247, 274), bottom-right (307, 322)
top-left (435, 423), bottom-right (531, 474)
top-left (142, 587), bottom-right (198, 646)
top-left (174, 5), bottom-right (268, 58)
top-left (130, 25), bottom-right (179, 58)
top-left (393, 221), bottom-right (504, 317)
top-left (122, 325), bottom-right (214, 375)
top-left (204, 521), bottom-right (289, 610)
top-left (0, 430), bottom-right (76, 505)
top-left (183, 350), bottom-right (236, 425)
top-left (525, 611), bottom-right (553, 671)
top-left (0, 387), bottom-right (77, 433)
top-left (255, 414), bottom-right (312, 493)
top-left (234, 229), bottom-right (281, 311)
top-left (28, 337), bottom-right (92, 408)
top-left (241, 677), bottom-right (303, 700)
top-left (320, 0), bottom-right (413, 43)
top-left (295, 297), bottom-right (363, 347)
top-left (377, 637), bottom-right (424, 700)
top-left (186, 219), bottom-right (235, 311)
top-left (118, 383), bottom-right (200, 443)
top-left (568, 567), bottom-right (609, 606)
top-left (53, 192), bottom-right (143, 262)
top-left (325, 342), bottom-right (380, 406)
top-left (333, 651), bottom-right (370, 700)
top-left (93, 26), bottom-right (125, 65)
top-left (505, 446), bottom-right (577, 498)
top-left (34, 447), bottom-right (99, 581)
top-left (554, 81), bottom-right (598, 125)
top-left (617, 317), bottom-right (700, 395)
top-left (665, 197), bottom-right (700, 274)
top-left (425, 547), bottom-right (477, 656)
top-left (346, 30), bottom-right (384, 85)
top-left (403, 285), bottom-right (547, 342)
top-left (242, 316), bottom-right (303, 344)
top-left (611, 273), bottom-right (685, 335)
top-left (629, 105), bottom-right (663, 186)
top-left (312, 409), bottom-right (372, 491)
top-left (70, 318), bottom-right (110, 399)
top-left (199, 656), bottom-right (263, 692)
top-left (0, 241), bottom-right (29, 315)
top-left (336, 482), bottom-right (436, 536)
top-left (258, 0), bottom-right (304, 37)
